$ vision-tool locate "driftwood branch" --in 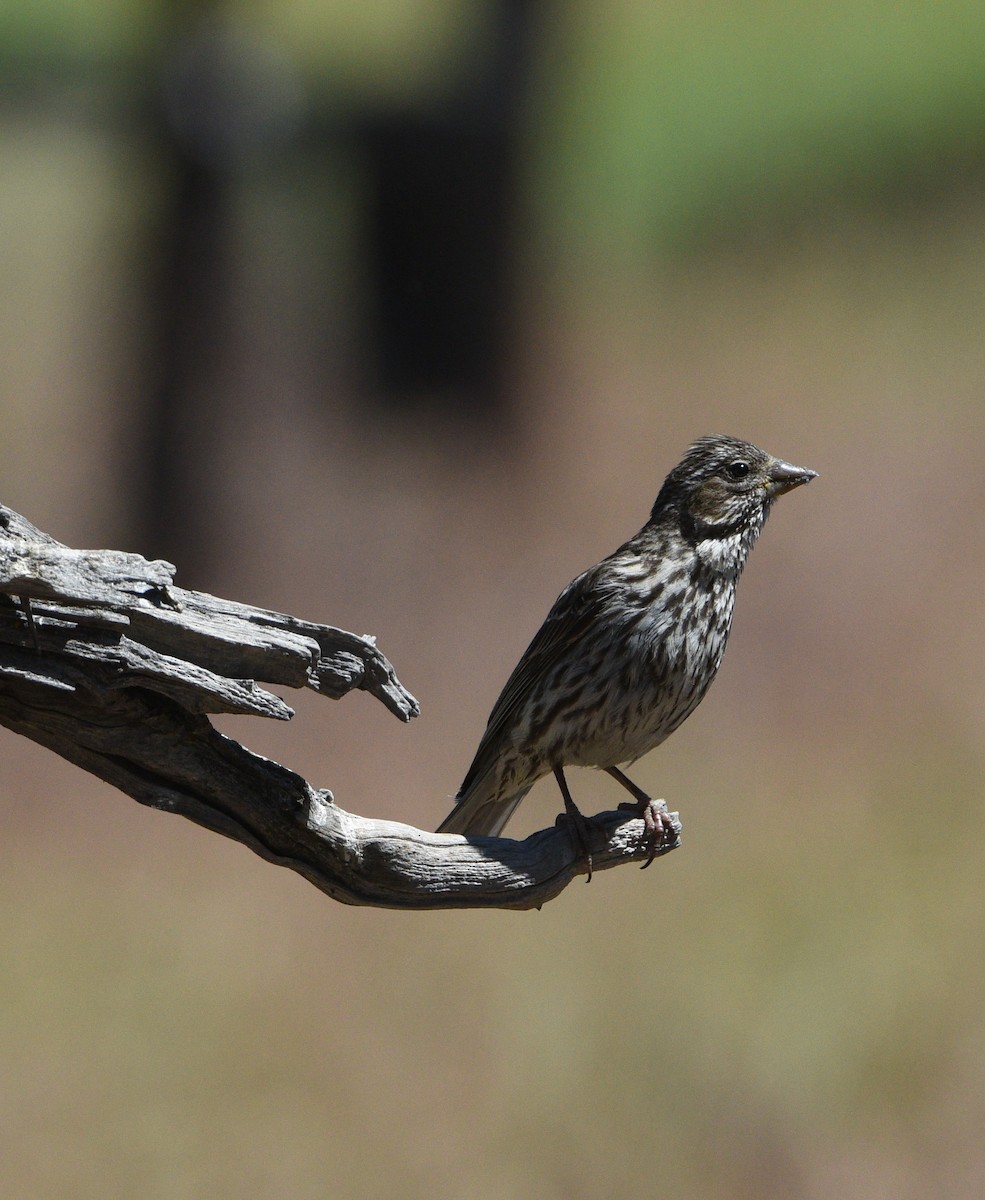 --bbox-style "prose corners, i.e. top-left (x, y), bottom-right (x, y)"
top-left (0, 504), bottom-right (680, 909)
